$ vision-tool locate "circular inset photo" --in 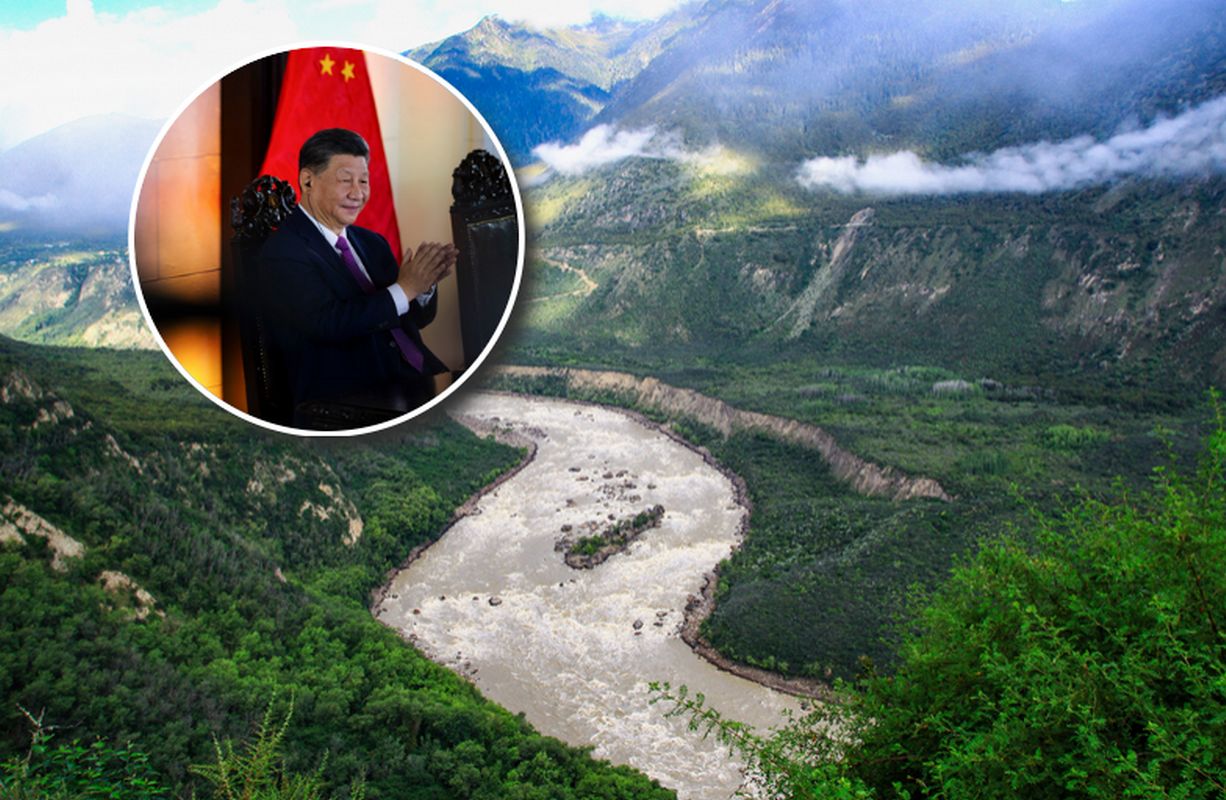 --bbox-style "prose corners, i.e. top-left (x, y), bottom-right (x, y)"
top-left (130, 44), bottom-right (523, 435)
